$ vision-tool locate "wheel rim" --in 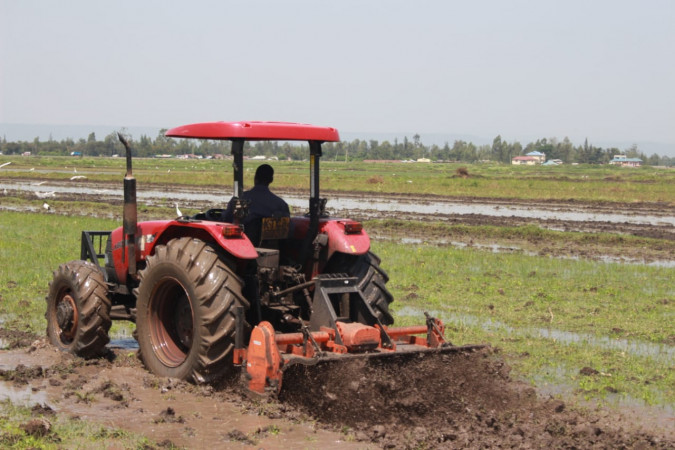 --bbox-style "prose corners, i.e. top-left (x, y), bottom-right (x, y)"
top-left (148, 277), bottom-right (194, 368)
top-left (54, 291), bottom-right (79, 345)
